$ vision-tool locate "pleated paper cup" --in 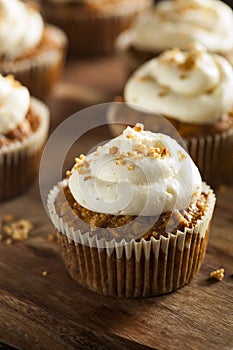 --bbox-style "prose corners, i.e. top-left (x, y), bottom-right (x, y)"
top-left (0, 25), bottom-right (67, 100)
top-left (41, 0), bottom-right (152, 56)
top-left (0, 98), bottom-right (50, 201)
top-left (48, 181), bottom-right (215, 298)
top-left (185, 130), bottom-right (233, 188)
